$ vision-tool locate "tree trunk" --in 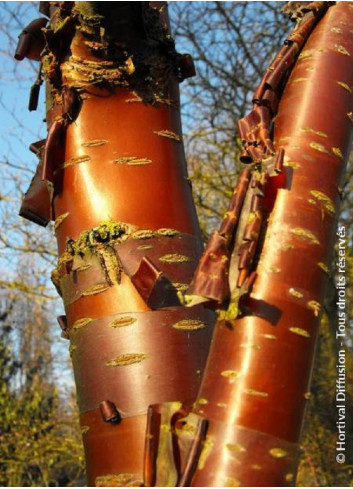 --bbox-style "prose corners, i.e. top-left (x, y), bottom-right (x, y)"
top-left (16, 1), bottom-right (353, 487)
top-left (17, 2), bottom-right (214, 486)
top-left (179, 2), bottom-right (353, 486)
